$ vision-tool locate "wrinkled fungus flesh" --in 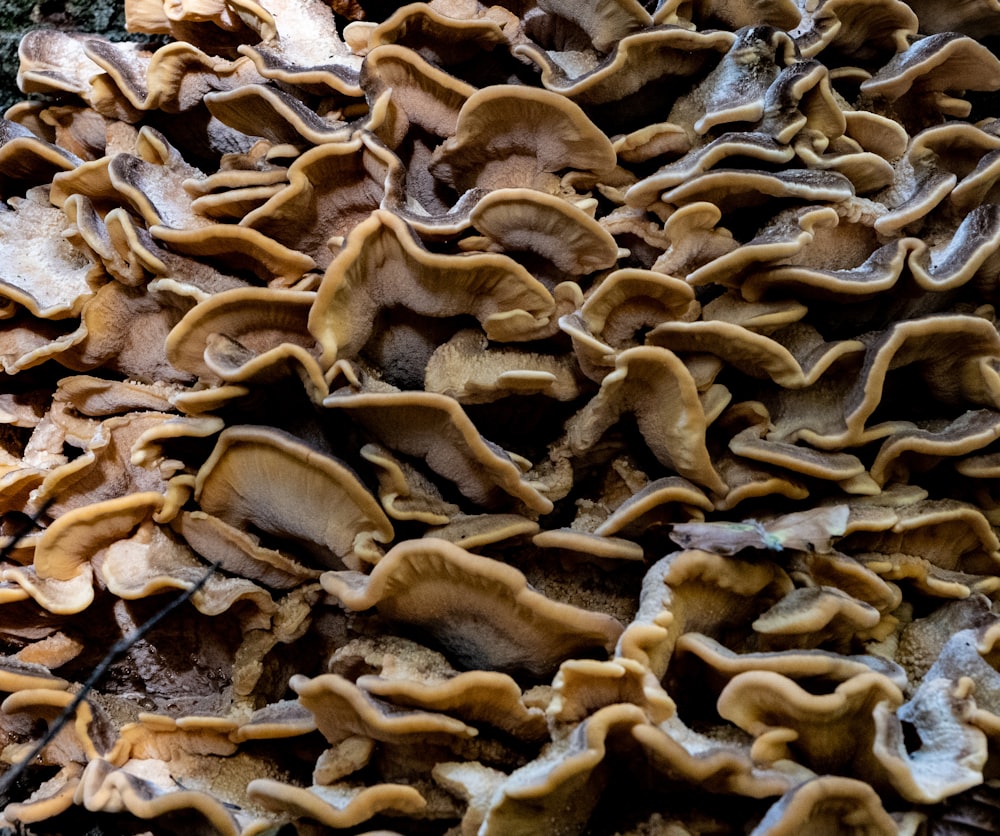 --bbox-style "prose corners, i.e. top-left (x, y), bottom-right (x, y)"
top-left (5, 1), bottom-right (1000, 833)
